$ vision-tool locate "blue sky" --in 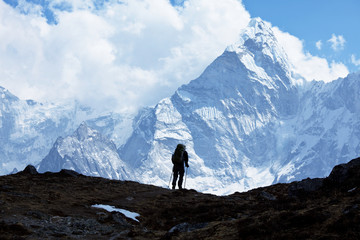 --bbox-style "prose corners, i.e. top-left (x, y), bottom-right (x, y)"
top-left (243, 0), bottom-right (360, 73)
top-left (0, 0), bottom-right (358, 113)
